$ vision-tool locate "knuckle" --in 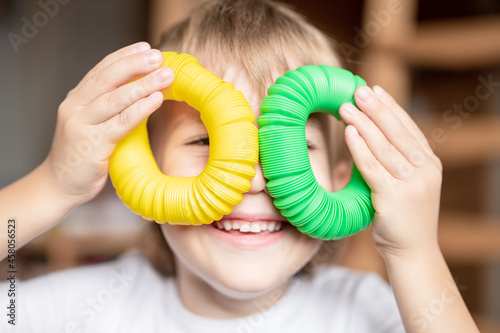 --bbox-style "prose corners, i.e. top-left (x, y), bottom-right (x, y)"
top-left (429, 164), bottom-right (443, 184)
top-left (93, 70), bottom-right (106, 87)
top-left (57, 116), bottom-right (78, 139)
top-left (57, 101), bottom-right (67, 114)
top-left (434, 156), bottom-right (443, 173)
top-left (116, 111), bottom-right (130, 129)
top-left (128, 54), bottom-right (143, 73)
top-left (86, 67), bottom-right (98, 80)
top-left (134, 80), bottom-right (149, 98)
top-left (65, 88), bottom-right (76, 98)
top-left (142, 73), bottom-right (156, 90)
top-left (365, 155), bottom-right (380, 172)
top-left (106, 92), bottom-right (125, 109)
top-left (363, 95), bottom-right (385, 118)
top-left (130, 53), bottom-right (140, 67)
top-left (57, 100), bottom-right (72, 118)
top-left (101, 53), bottom-right (113, 65)
top-left (369, 100), bottom-right (385, 116)
top-left (382, 142), bottom-right (393, 155)
top-left (409, 149), bottom-right (427, 167)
